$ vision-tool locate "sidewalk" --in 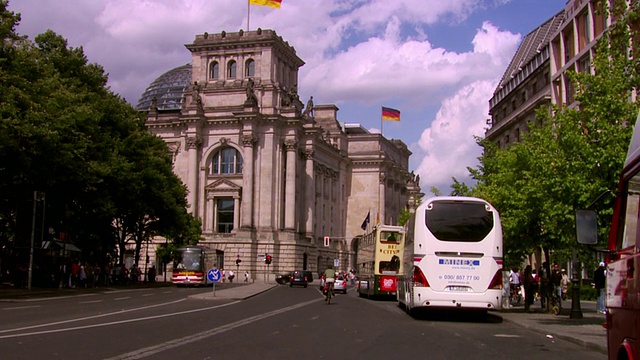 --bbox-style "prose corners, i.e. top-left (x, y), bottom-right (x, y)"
top-left (0, 282), bottom-right (606, 354)
top-left (500, 300), bottom-right (607, 355)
